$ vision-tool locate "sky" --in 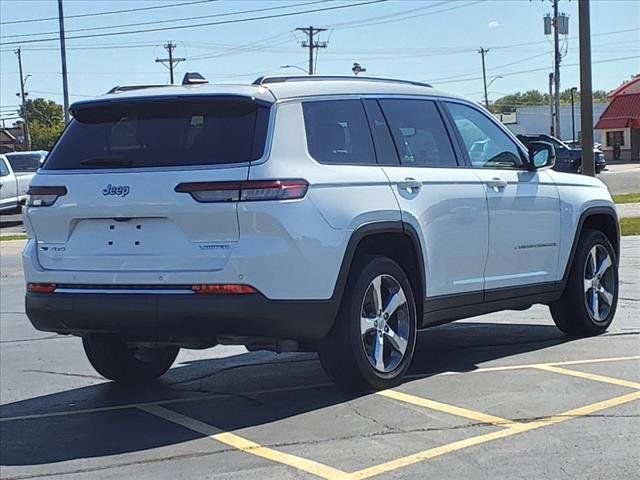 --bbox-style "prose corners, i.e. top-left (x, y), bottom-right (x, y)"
top-left (0, 0), bottom-right (638, 124)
